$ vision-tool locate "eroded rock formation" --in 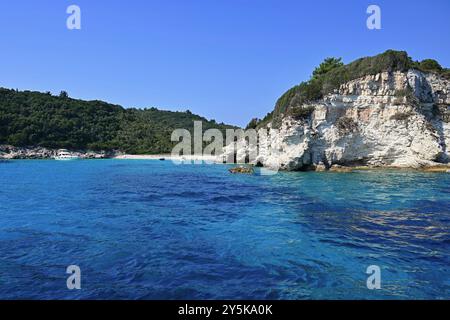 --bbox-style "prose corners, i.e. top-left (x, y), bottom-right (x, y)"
top-left (227, 70), bottom-right (450, 171)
